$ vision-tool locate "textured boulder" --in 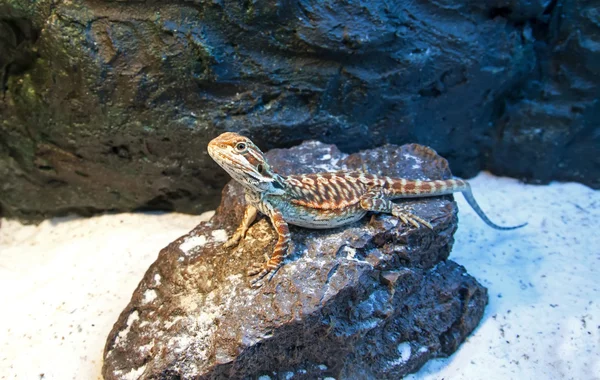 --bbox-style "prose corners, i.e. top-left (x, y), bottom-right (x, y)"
top-left (102, 141), bottom-right (488, 379)
top-left (0, 0), bottom-right (598, 222)
top-left (488, 0), bottom-right (600, 187)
